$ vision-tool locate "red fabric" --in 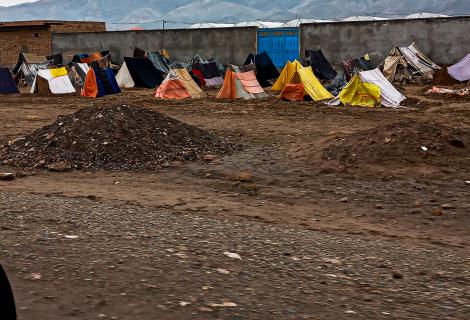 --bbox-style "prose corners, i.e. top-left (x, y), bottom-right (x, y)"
top-left (192, 69), bottom-right (206, 87)
top-left (280, 84), bottom-right (304, 101)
